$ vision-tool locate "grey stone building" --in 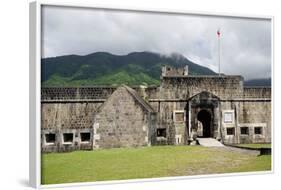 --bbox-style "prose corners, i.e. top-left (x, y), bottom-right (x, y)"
top-left (93, 86), bottom-right (156, 149)
top-left (41, 65), bottom-right (271, 152)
